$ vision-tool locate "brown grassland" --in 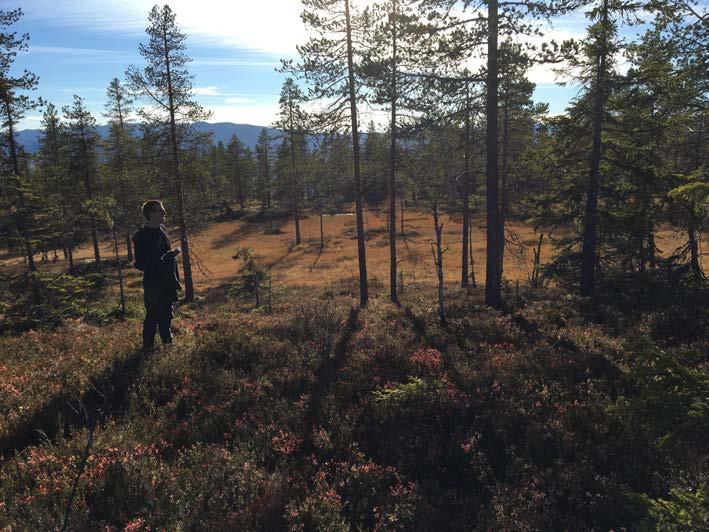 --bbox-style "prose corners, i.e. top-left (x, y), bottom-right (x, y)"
top-left (2, 207), bottom-right (703, 293)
